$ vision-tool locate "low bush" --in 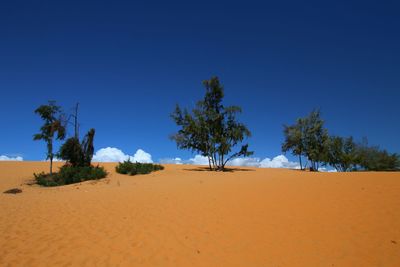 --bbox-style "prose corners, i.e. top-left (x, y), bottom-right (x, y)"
top-left (116, 161), bottom-right (164, 175)
top-left (34, 165), bottom-right (108, 187)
